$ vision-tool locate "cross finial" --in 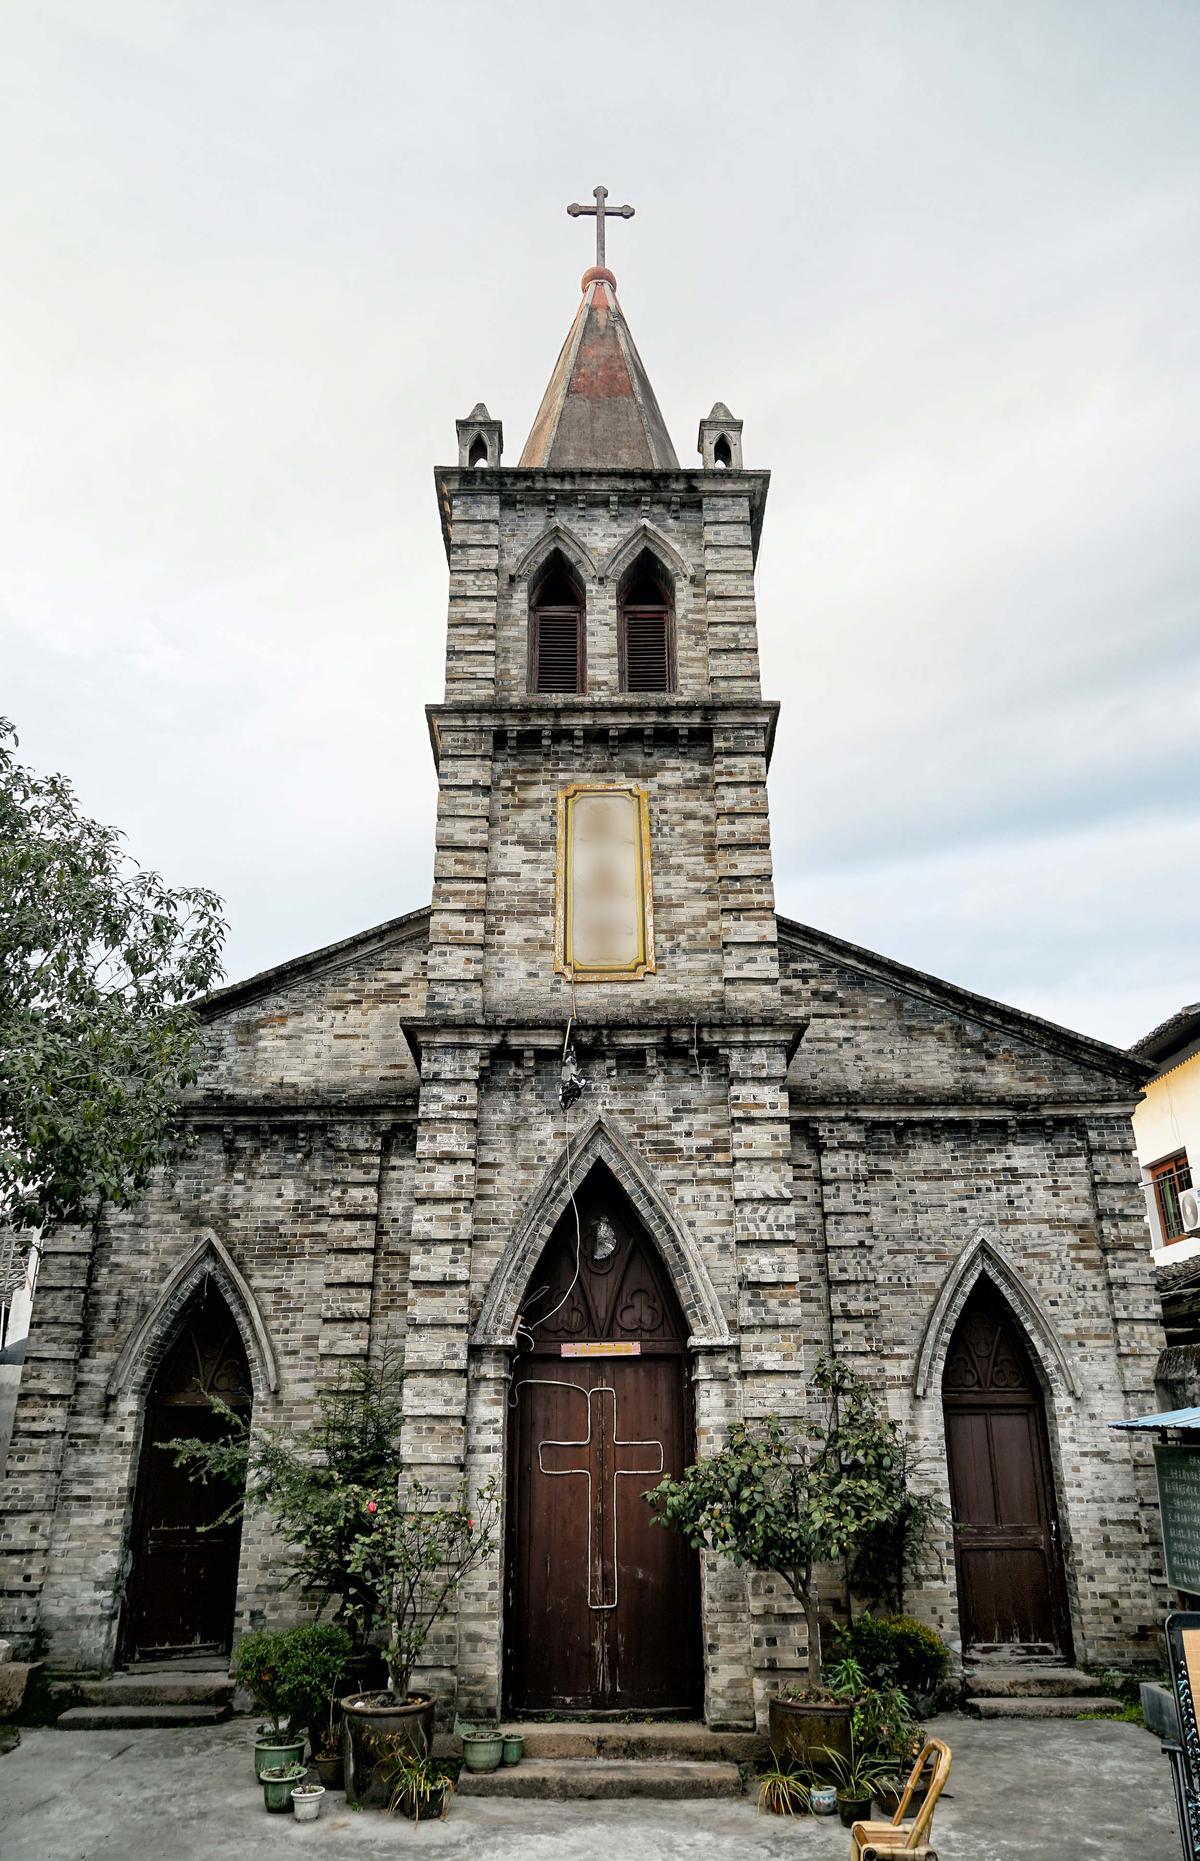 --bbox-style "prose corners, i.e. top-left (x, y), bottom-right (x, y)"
top-left (566, 184), bottom-right (635, 272)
